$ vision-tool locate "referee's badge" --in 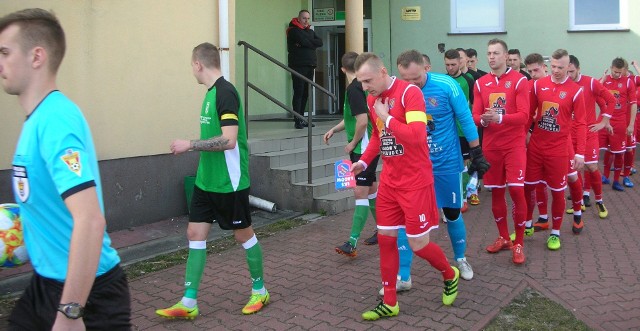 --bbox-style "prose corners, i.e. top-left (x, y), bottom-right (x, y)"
top-left (559, 91), bottom-right (567, 99)
top-left (504, 81), bottom-right (511, 88)
top-left (12, 165), bottom-right (30, 202)
top-left (61, 149), bottom-right (82, 177)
